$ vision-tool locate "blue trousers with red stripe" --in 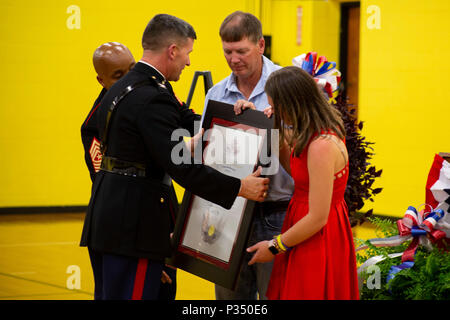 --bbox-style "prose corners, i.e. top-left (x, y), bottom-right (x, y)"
top-left (88, 248), bottom-right (176, 300)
